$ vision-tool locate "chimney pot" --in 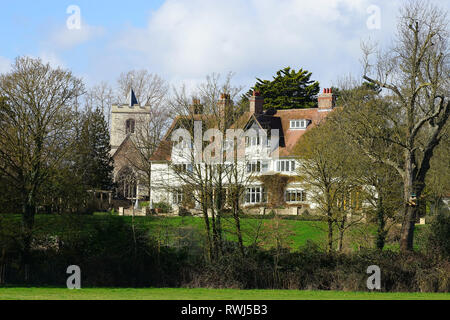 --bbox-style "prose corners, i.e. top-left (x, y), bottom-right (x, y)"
top-left (249, 92), bottom-right (264, 115)
top-left (318, 88), bottom-right (335, 110)
top-left (190, 98), bottom-right (203, 114)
